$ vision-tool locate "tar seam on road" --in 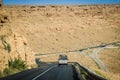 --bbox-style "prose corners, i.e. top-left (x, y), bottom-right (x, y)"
top-left (32, 65), bottom-right (57, 80)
